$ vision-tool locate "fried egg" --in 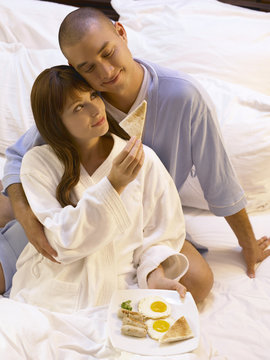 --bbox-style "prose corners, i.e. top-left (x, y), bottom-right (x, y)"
top-left (146, 317), bottom-right (175, 340)
top-left (138, 296), bottom-right (171, 319)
